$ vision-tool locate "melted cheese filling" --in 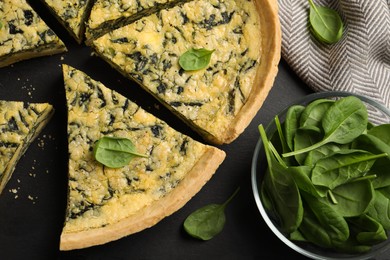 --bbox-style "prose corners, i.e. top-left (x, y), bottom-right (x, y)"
top-left (0, 0), bottom-right (66, 63)
top-left (43, 0), bottom-right (91, 41)
top-left (0, 101), bottom-right (53, 193)
top-left (92, 0), bottom-right (261, 141)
